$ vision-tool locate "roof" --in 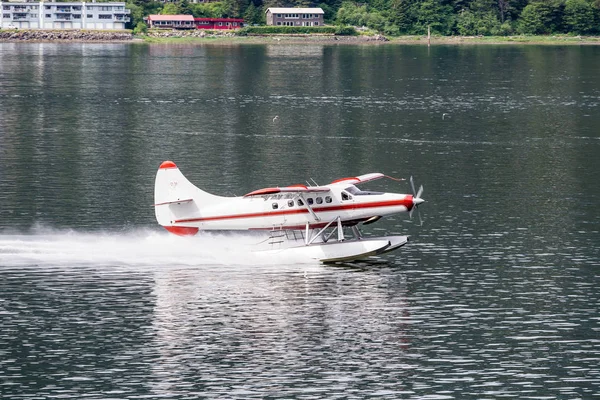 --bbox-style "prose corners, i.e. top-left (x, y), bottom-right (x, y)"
top-left (147, 14), bottom-right (195, 22)
top-left (266, 7), bottom-right (324, 14)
